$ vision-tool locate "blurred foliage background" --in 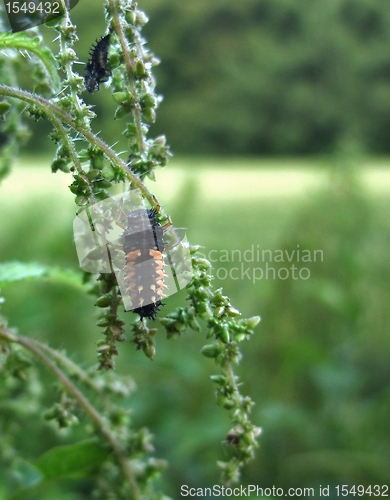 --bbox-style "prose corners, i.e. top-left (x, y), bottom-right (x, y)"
top-left (31, 0), bottom-right (390, 156)
top-left (1, 0), bottom-right (390, 498)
